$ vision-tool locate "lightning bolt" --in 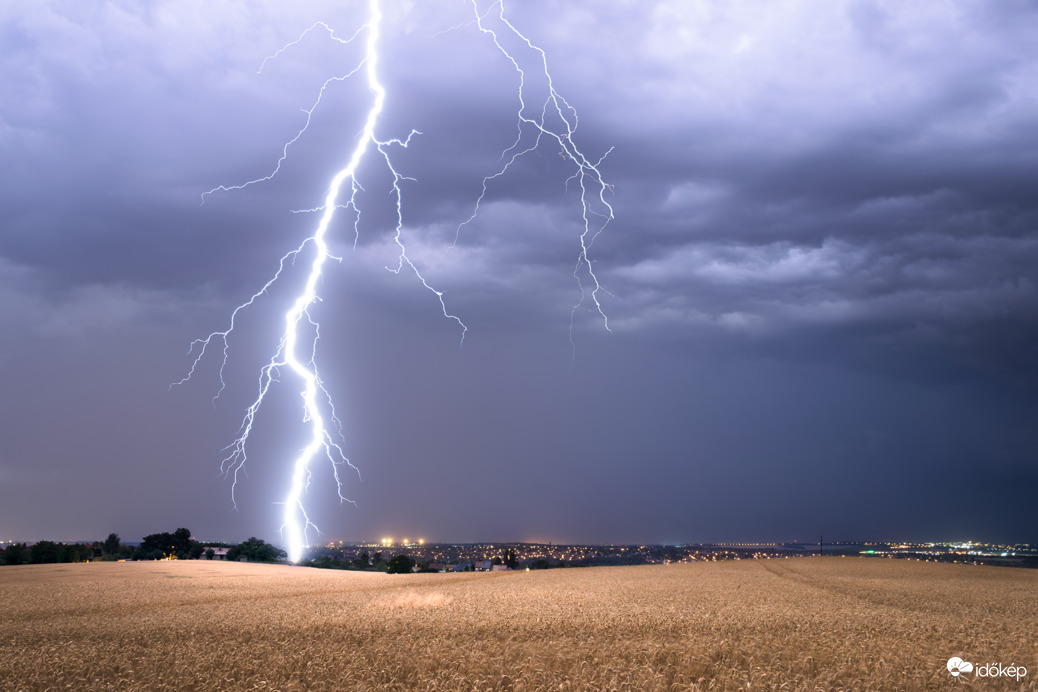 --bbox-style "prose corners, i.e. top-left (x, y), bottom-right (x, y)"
top-left (461, 1), bottom-right (615, 351)
top-left (178, 0), bottom-right (612, 564)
